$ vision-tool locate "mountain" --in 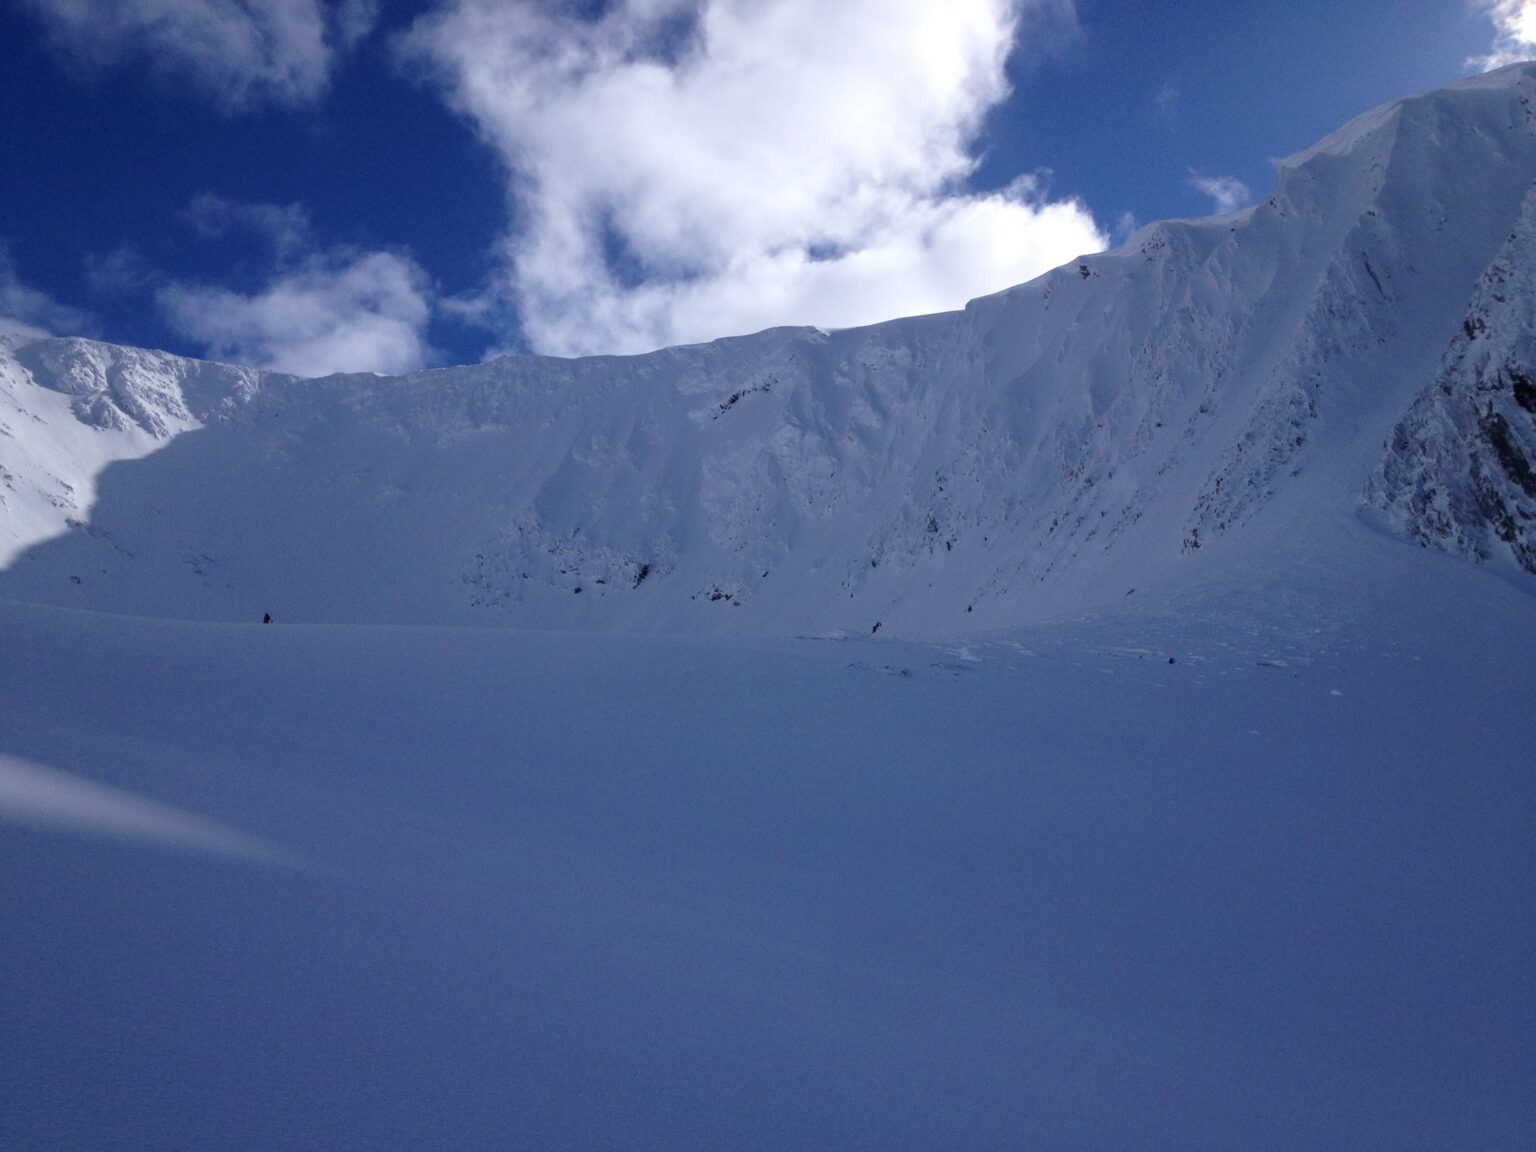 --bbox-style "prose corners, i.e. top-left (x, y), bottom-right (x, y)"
top-left (4, 66), bottom-right (1536, 633)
